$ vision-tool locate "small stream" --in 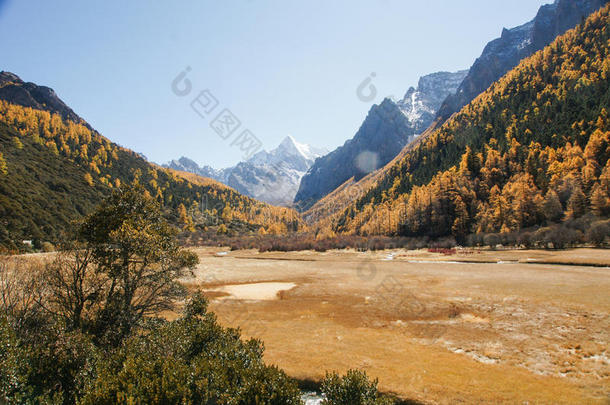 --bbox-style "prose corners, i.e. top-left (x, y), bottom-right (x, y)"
top-left (301, 391), bottom-right (323, 404)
